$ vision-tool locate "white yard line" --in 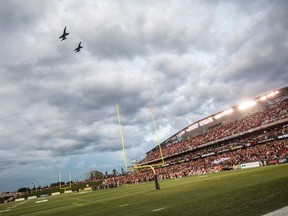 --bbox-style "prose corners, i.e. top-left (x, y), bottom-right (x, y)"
top-left (263, 206), bottom-right (288, 216)
top-left (119, 204), bottom-right (129, 207)
top-left (152, 207), bottom-right (165, 212)
top-left (36, 200), bottom-right (48, 204)
top-left (0, 209), bottom-right (11, 213)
